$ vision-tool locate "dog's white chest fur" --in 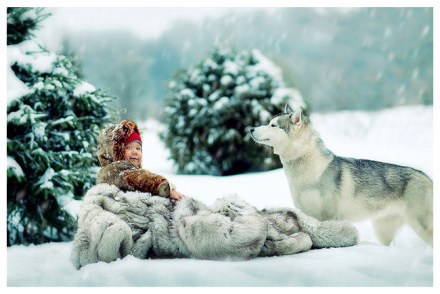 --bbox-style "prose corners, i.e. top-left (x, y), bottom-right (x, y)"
top-left (282, 160), bottom-right (333, 220)
top-left (294, 189), bottom-right (324, 217)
